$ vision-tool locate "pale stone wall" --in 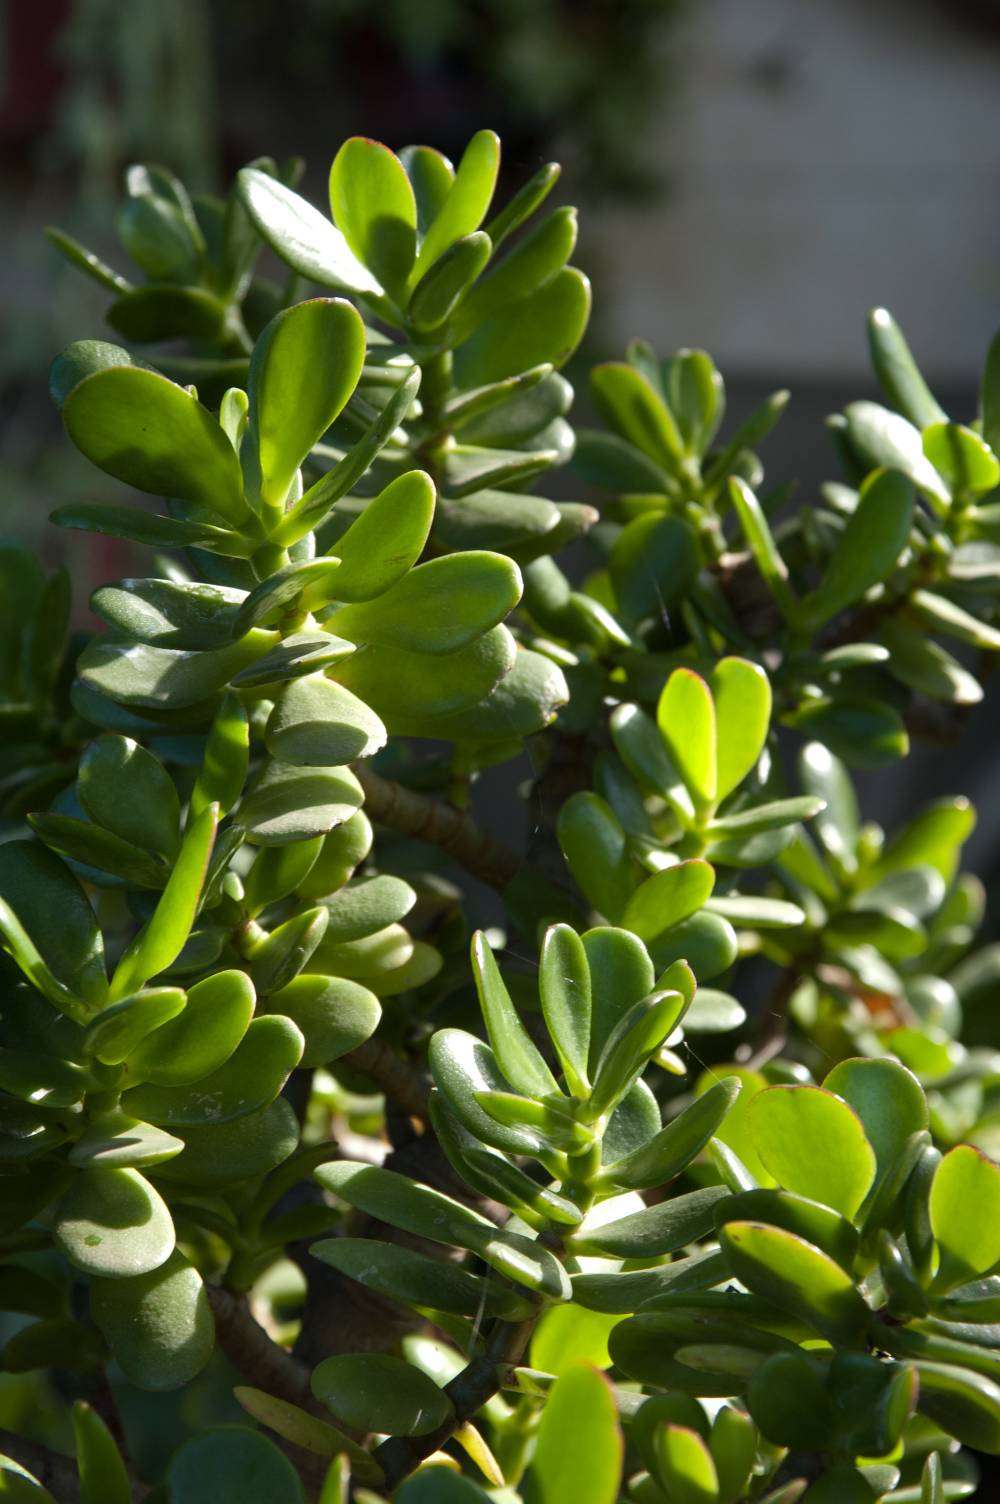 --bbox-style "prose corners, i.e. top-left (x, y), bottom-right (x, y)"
top-left (584, 0), bottom-right (1000, 382)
